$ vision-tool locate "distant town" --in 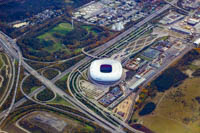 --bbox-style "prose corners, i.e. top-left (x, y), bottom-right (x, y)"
top-left (73, 0), bottom-right (165, 31)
